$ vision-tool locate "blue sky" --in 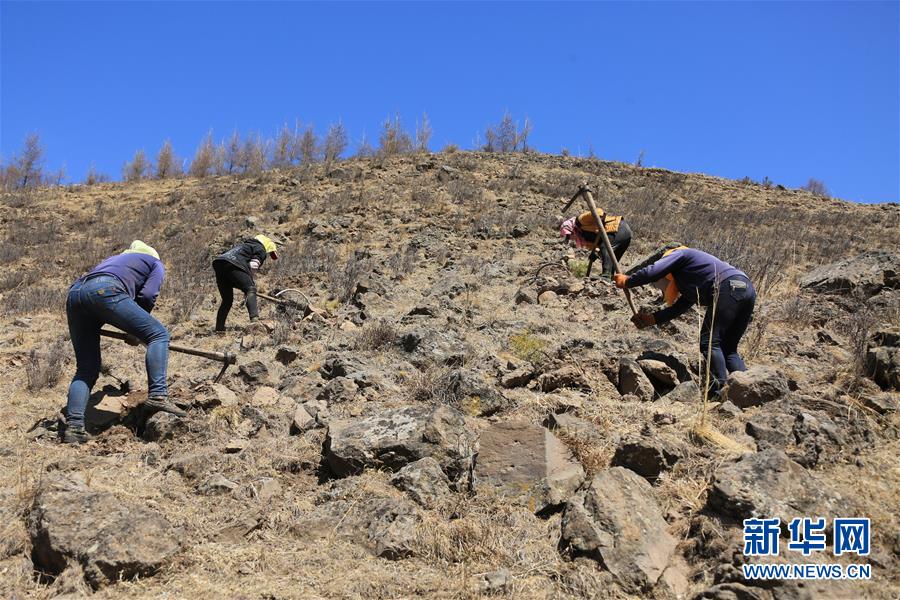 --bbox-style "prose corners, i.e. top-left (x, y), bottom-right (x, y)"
top-left (1, 1), bottom-right (898, 202)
